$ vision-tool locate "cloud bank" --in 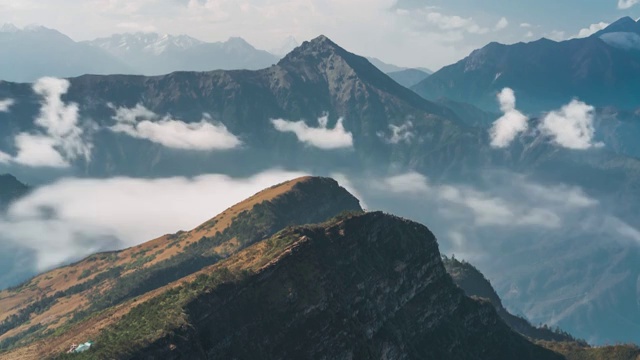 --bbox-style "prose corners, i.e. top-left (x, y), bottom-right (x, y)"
top-left (371, 171), bottom-right (596, 229)
top-left (489, 88), bottom-right (529, 148)
top-left (271, 115), bottom-right (353, 149)
top-left (539, 100), bottom-right (602, 149)
top-left (0, 77), bottom-right (91, 167)
top-left (0, 170), bottom-right (307, 272)
top-left (110, 104), bottom-right (242, 150)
